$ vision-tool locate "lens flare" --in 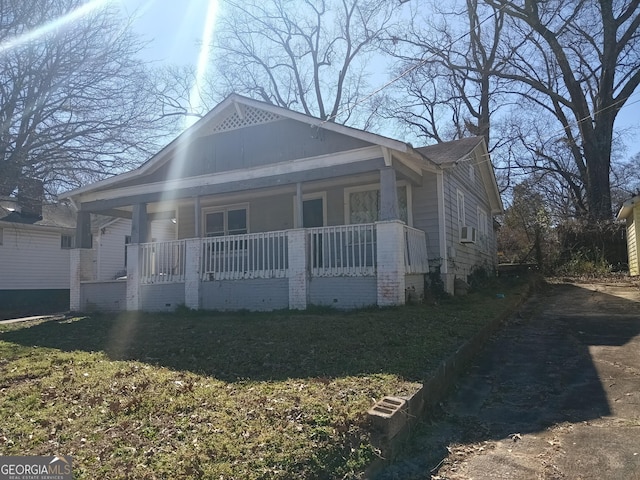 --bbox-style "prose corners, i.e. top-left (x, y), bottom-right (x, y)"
top-left (0, 0), bottom-right (112, 54)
